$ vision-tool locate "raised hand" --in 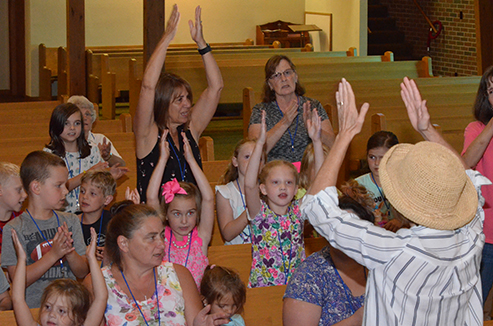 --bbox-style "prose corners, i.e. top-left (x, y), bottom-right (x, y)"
top-left (11, 229), bottom-right (26, 262)
top-left (164, 4), bottom-right (180, 43)
top-left (335, 78), bottom-right (369, 137)
top-left (159, 129), bottom-right (170, 162)
top-left (98, 138), bottom-right (112, 161)
top-left (109, 163), bottom-right (129, 180)
top-left (258, 110), bottom-right (267, 144)
top-left (400, 77), bottom-right (432, 133)
top-left (125, 187), bottom-right (141, 204)
top-left (189, 6), bottom-right (207, 48)
top-left (182, 132), bottom-right (195, 163)
top-left (86, 227), bottom-right (98, 264)
top-left (52, 226), bottom-right (75, 259)
top-left (305, 102), bottom-right (321, 142)
top-left (89, 161), bottom-right (109, 172)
